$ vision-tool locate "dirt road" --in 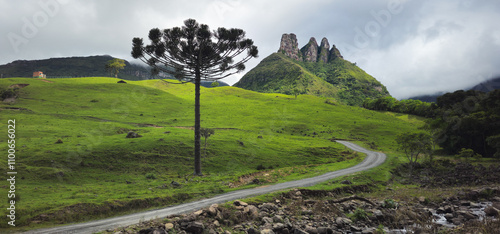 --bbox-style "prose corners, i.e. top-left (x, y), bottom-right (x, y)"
top-left (26, 141), bottom-right (386, 234)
